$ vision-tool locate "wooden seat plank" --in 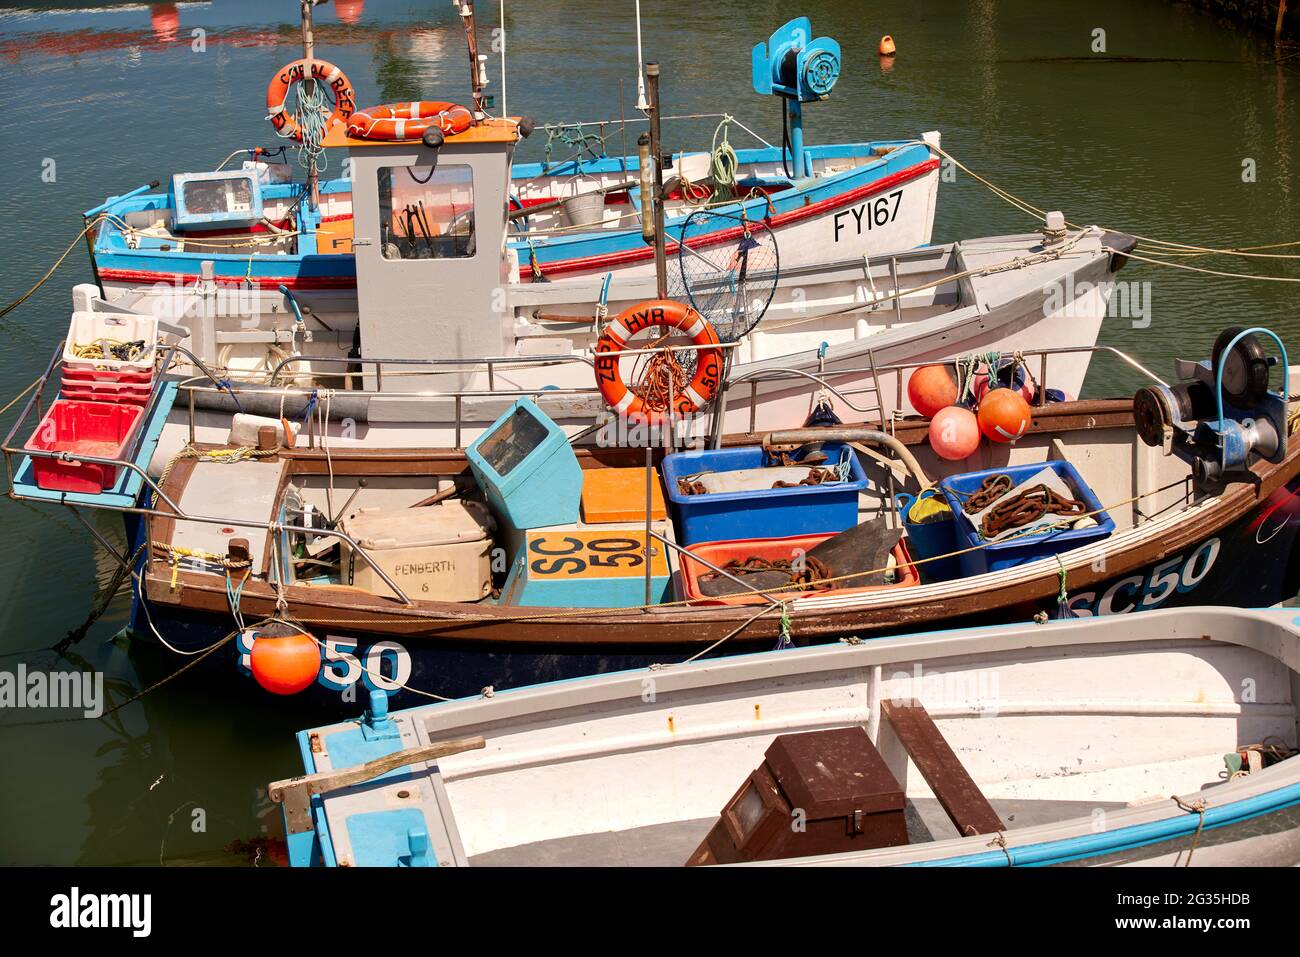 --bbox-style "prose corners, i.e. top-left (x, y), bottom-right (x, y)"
top-left (881, 698), bottom-right (1005, 836)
